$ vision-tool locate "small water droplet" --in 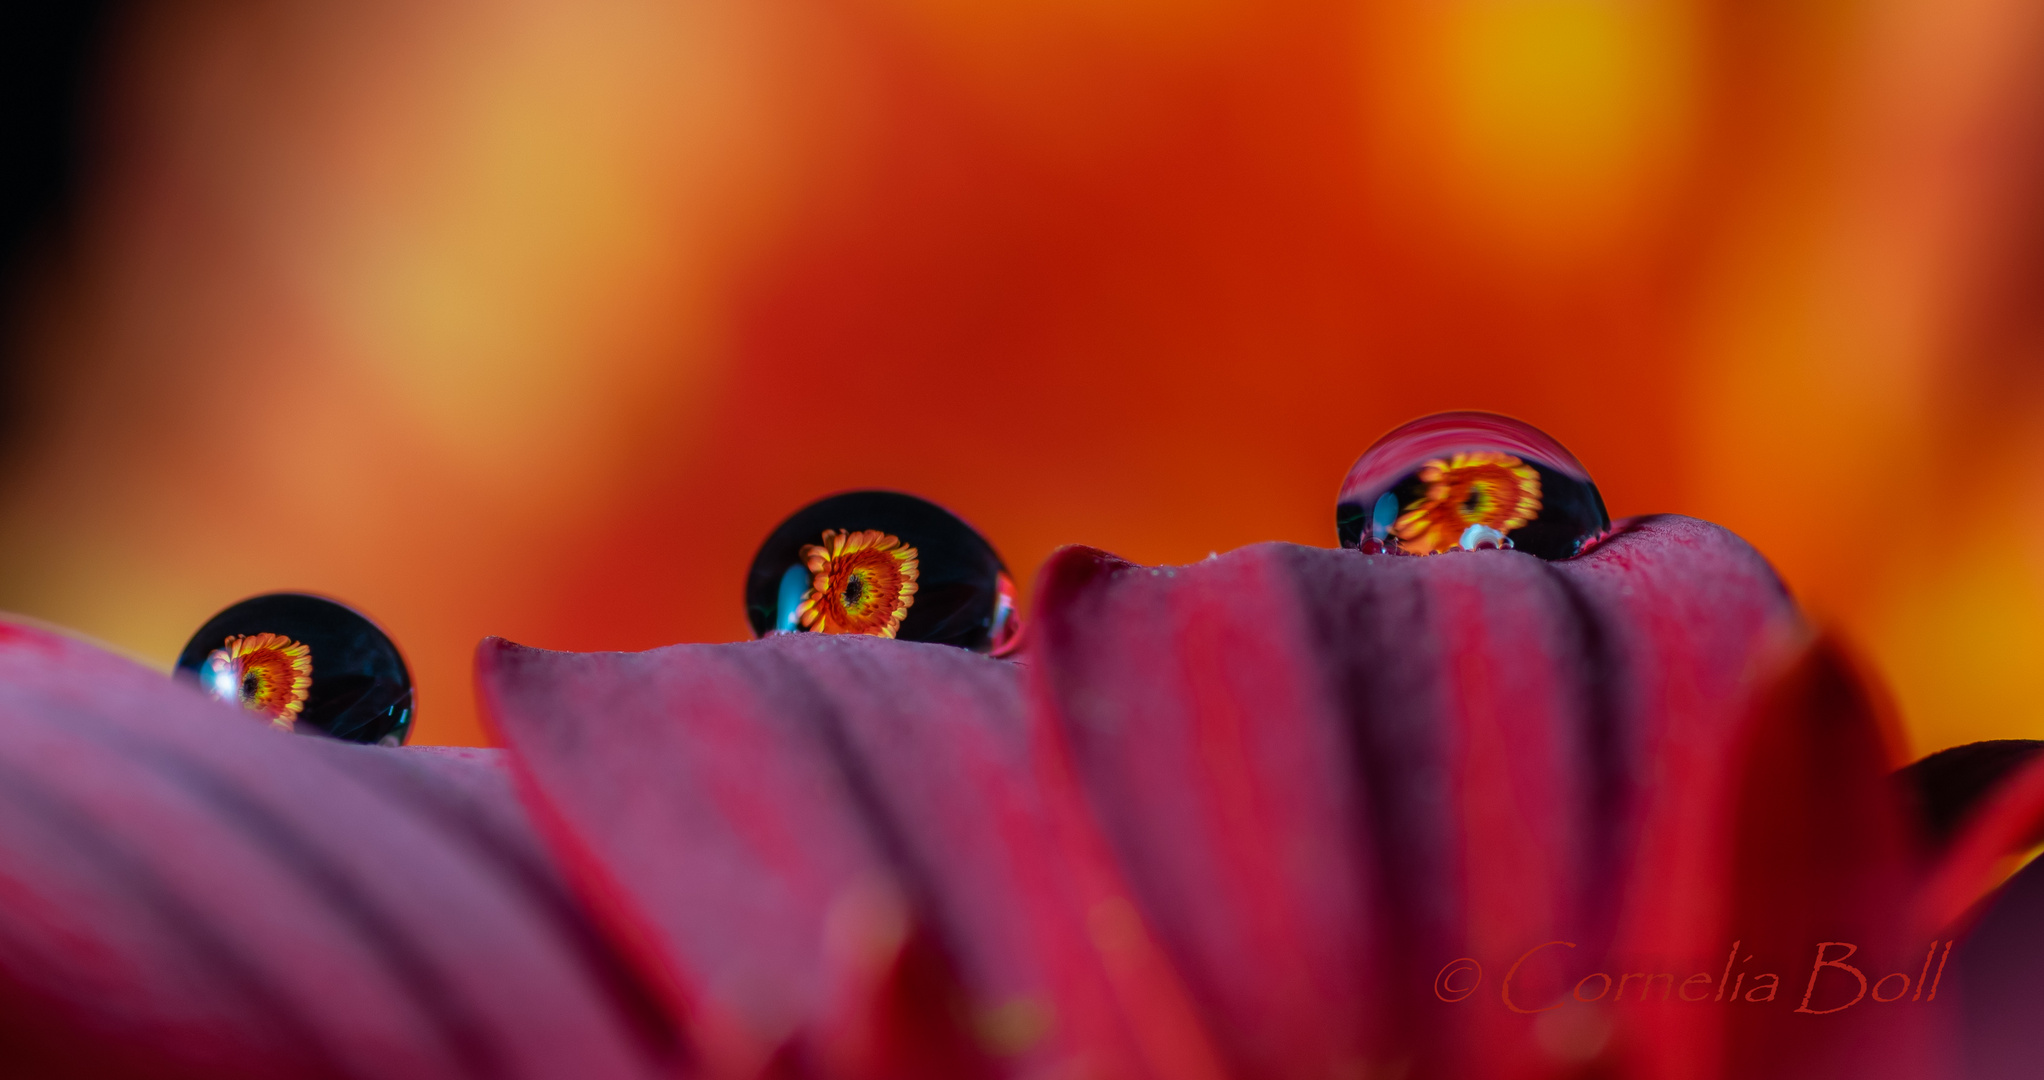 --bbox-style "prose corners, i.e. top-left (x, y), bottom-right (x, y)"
top-left (1336, 412), bottom-right (1609, 560)
top-left (175, 594), bottom-right (414, 744)
top-left (746, 490), bottom-right (1019, 653)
